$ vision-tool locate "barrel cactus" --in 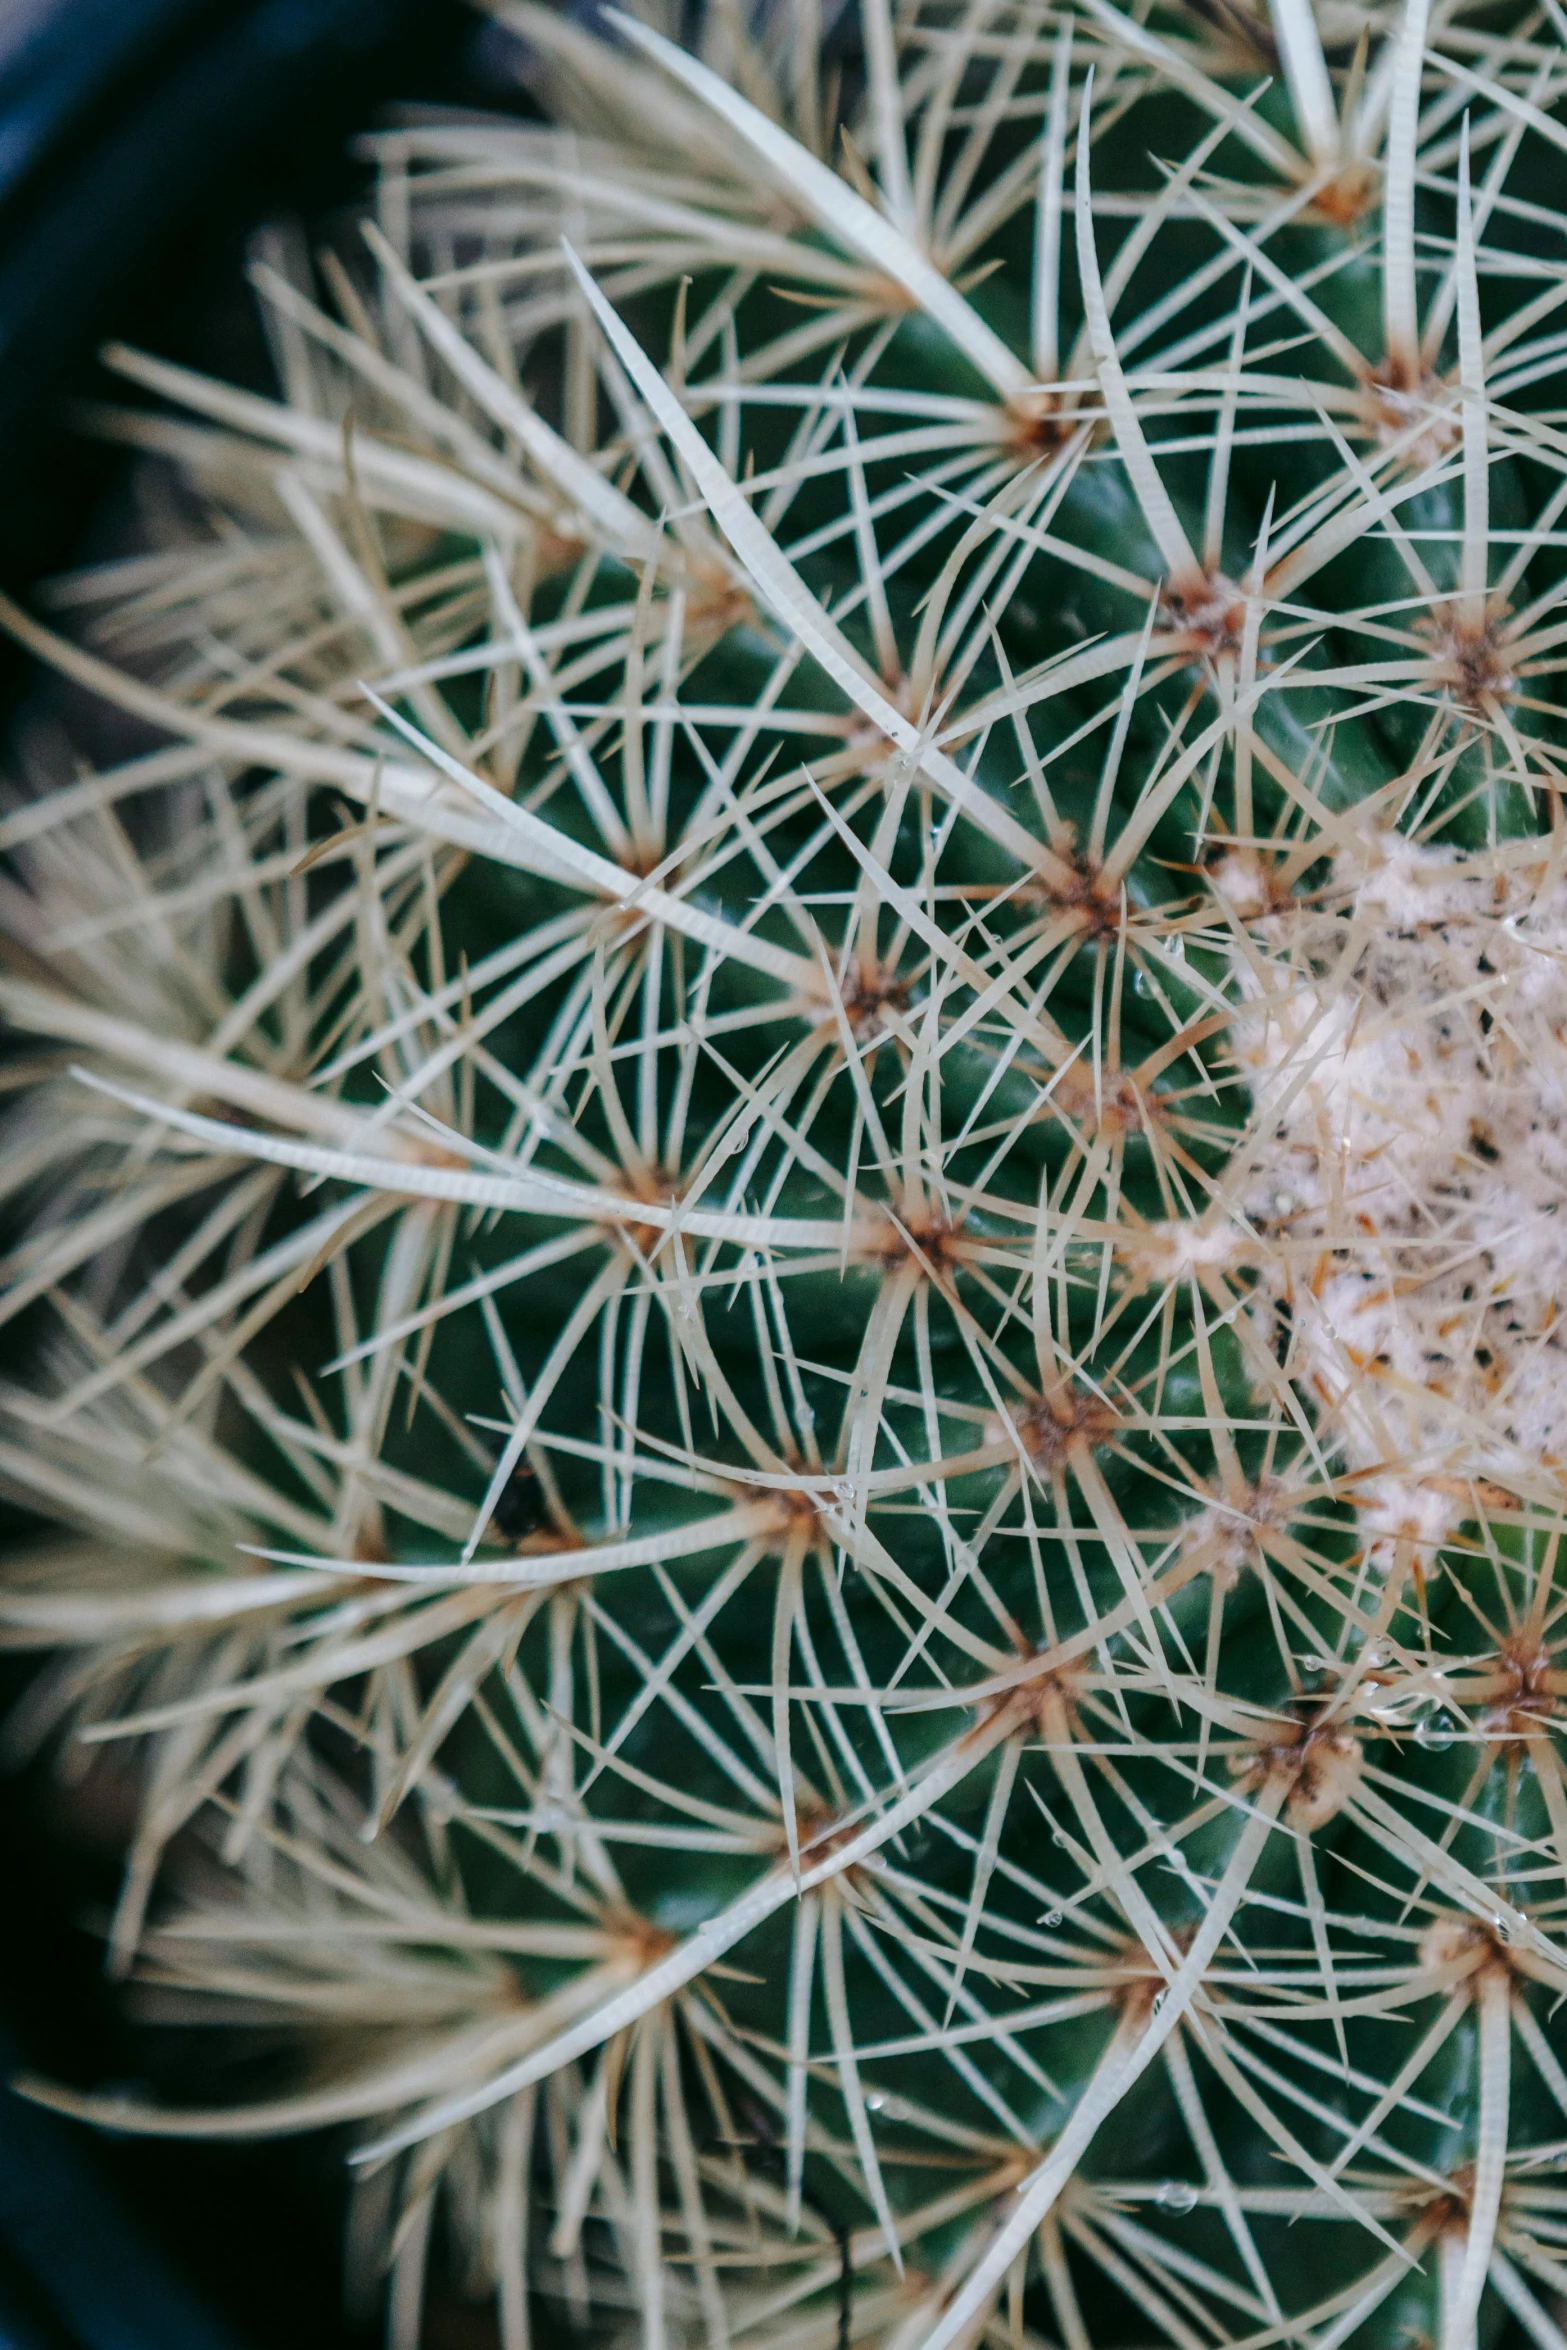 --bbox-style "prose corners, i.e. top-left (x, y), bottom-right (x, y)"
top-left (7, 0), bottom-right (1567, 2343)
